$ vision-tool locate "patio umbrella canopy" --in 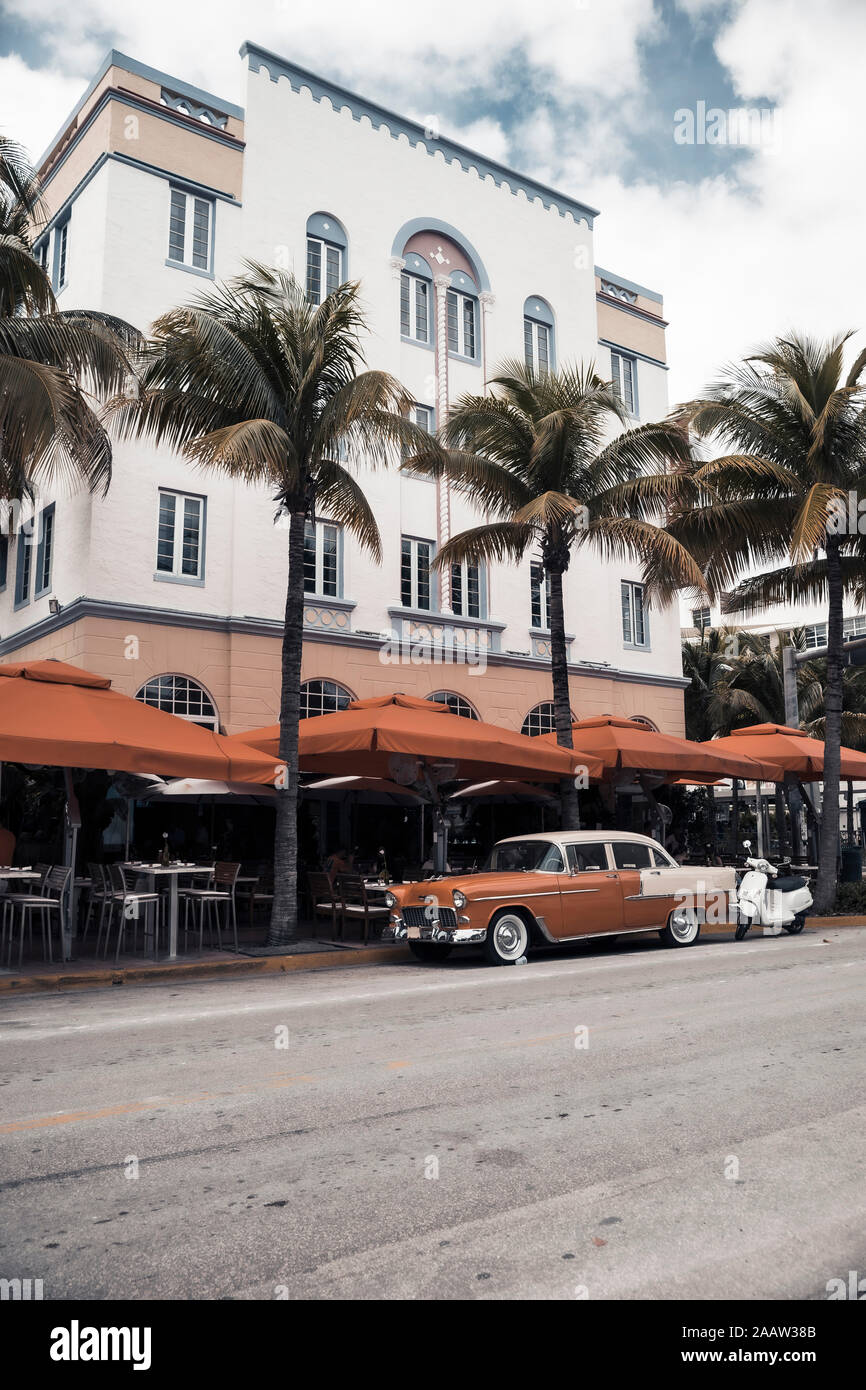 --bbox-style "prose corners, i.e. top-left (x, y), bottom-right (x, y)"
top-left (702, 723), bottom-right (866, 781)
top-left (236, 694), bottom-right (603, 783)
top-left (139, 778), bottom-right (277, 802)
top-left (542, 715), bottom-right (779, 782)
top-left (303, 775), bottom-right (423, 804)
top-left (0, 660), bottom-right (278, 783)
top-left (449, 780), bottom-right (558, 804)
